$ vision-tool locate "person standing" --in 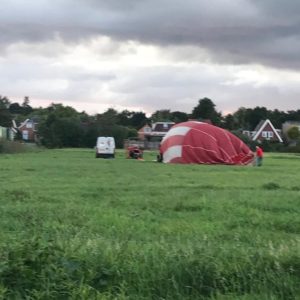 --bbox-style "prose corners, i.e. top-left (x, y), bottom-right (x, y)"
top-left (255, 146), bottom-right (264, 166)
